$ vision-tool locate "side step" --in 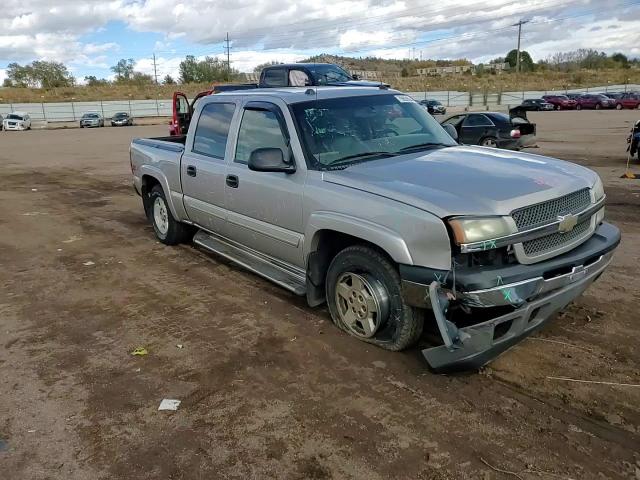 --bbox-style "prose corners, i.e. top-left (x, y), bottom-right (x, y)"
top-left (193, 230), bottom-right (307, 296)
